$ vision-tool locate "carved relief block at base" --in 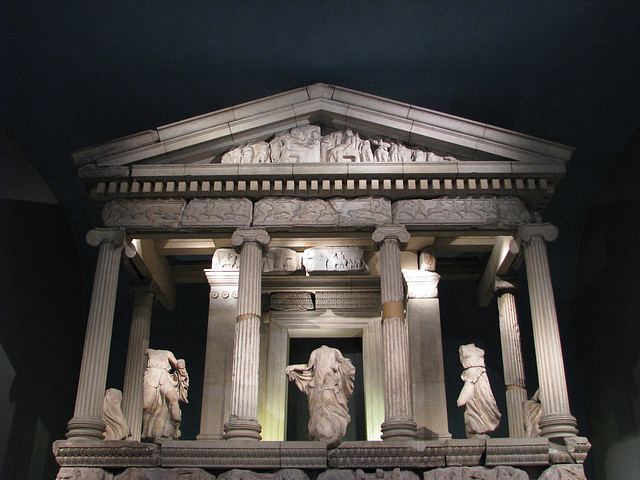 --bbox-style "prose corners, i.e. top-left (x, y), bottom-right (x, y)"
top-left (538, 464), bottom-right (587, 480)
top-left (303, 247), bottom-right (369, 275)
top-left (280, 442), bottom-right (328, 468)
top-left (327, 441), bottom-right (446, 469)
top-left (115, 467), bottom-right (215, 480)
top-left (423, 466), bottom-right (529, 480)
top-left (263, 248), bottom-right (303, 275)
top-left (253, 198), bottom-right (337, 227)
top-left (329, 197), bottom-right (392, 227)
top-left (103, 199), bottom-right (186, 229)
top-left (270, 292), bottom-right (314, 311)
top-left (52, 440), bottom-right (161, 467)
top-left (392, 198), bottom-right (499, 226)
top-left (319, 469), bottom-right (419, 480)
top-left (485, 438), bottom-right (550, 466)
top-left (315, 291), bottom-right (381, 310)
top-left (219, 469), bottom-right (310, 480)
top-left (56, 467), bottom-right (114, 480)
top-left (182, 198), bottom-right (253, 227)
